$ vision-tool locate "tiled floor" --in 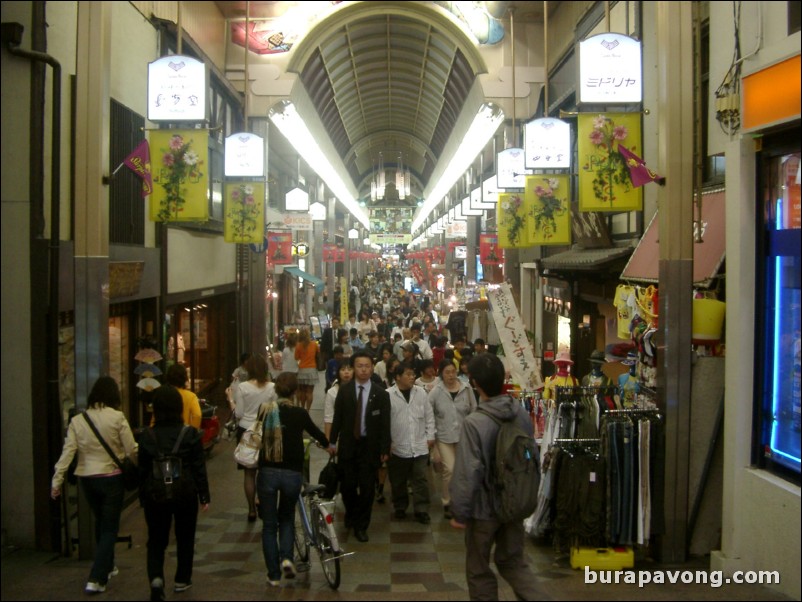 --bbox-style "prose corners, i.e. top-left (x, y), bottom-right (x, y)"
top-left (1, 374), bottom-right (795, 601)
